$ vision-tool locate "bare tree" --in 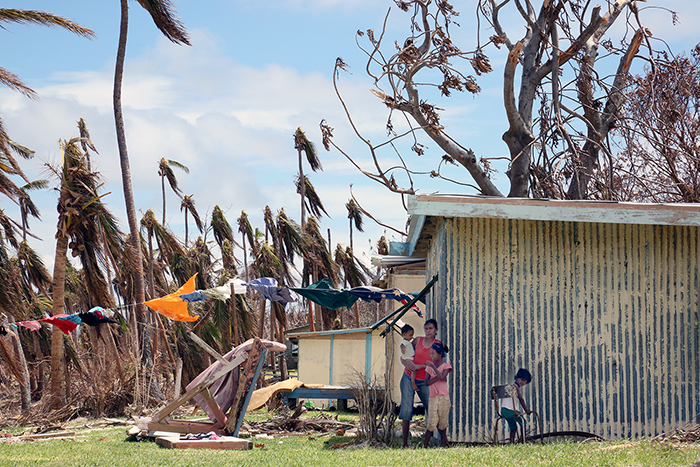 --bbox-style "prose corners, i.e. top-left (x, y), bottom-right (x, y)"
top-left (325, 0), bottom-right (670, 201)
top-left (600, 46), bottom-right (700, 202)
